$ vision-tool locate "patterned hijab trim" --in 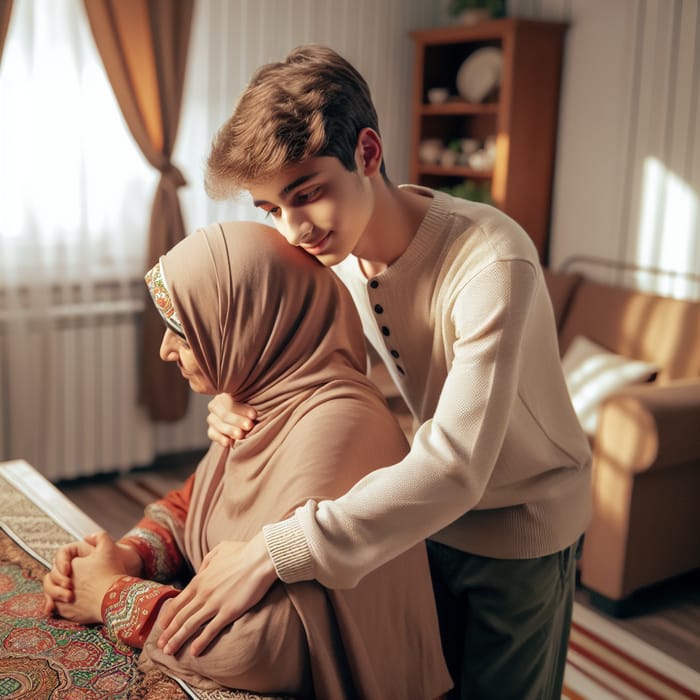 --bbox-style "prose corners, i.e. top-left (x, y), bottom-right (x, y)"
top-left (145, 259), bottom-right (185, 338)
